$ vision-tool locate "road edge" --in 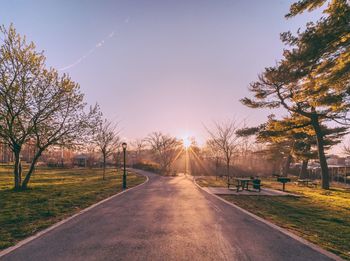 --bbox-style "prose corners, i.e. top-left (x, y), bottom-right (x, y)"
top-left (0, 173), bottom-right (149, 258)
top-left (192, 176), bottom-right (343, 261)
